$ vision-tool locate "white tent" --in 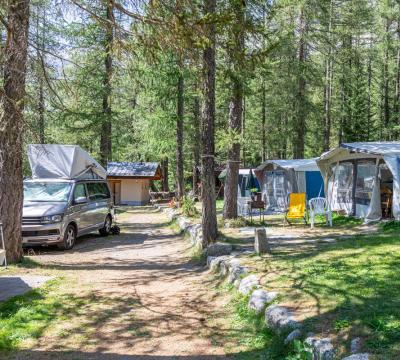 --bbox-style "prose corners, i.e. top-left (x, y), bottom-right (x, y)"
top-left (317, 142), bottom-right (400, 221)
top-left (28, 144), bottom-right (107, 180)
top-left (255, 158), bottom-right (324, 212)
